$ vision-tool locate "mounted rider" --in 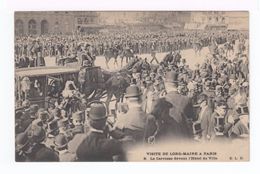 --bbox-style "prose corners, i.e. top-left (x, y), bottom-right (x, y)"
top-left (78, 60), bottom-right (93, 93)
